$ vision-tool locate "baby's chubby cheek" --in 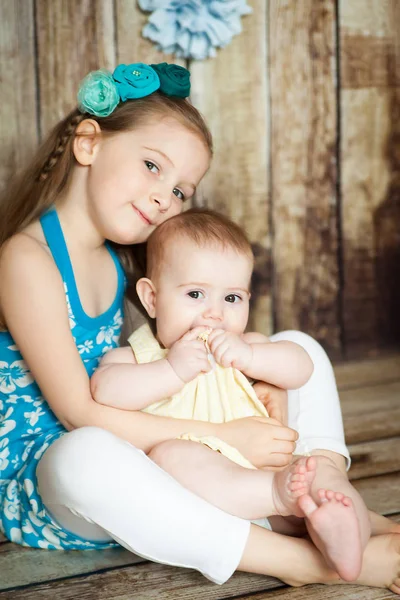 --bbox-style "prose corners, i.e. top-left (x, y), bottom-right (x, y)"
top-left (155, 327), bottom-right (184, 349)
